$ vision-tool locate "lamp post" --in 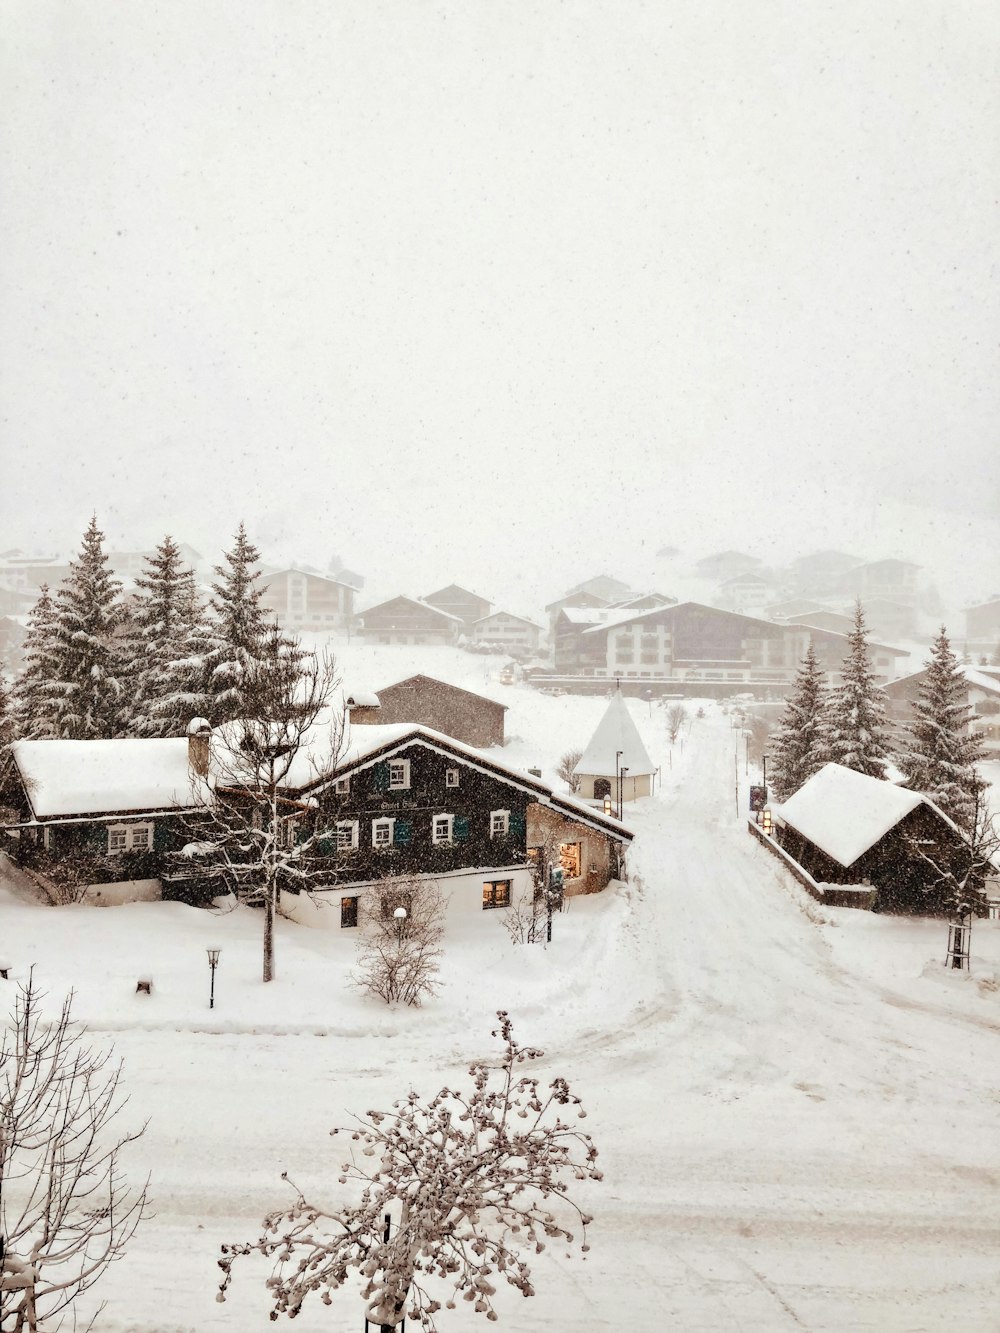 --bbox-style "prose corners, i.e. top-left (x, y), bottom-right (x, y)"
top-left (620, 766), bottom-right (629, 810)
top-left (393, 906), bottom-right (408, 944)
top-left (615, 750), bottom-right (623, 816)
top-left (207, 948), bottom-right (221, 1009)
